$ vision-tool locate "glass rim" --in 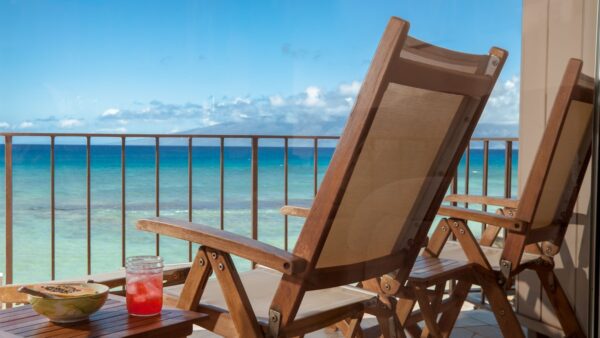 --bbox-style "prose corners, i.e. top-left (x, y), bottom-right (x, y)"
top-left (126, 255), bottom-right (164, 270)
